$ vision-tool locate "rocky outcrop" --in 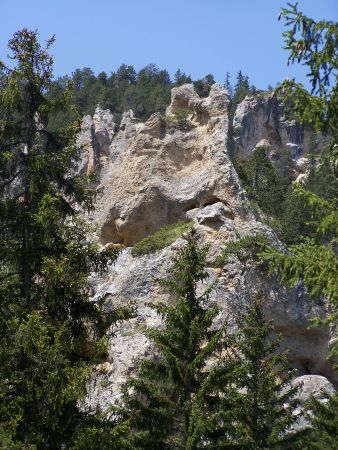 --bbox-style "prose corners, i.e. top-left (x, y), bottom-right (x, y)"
top-left (290, 375), bottom-right (335, 432)
top-left (76, 105), bottom-right (116, 174)
top-left (75, 85), bottom-right (336, 411)
top-left (233, 94), bottom-right (329, 175)
top-left (88, 83), bottom-right (256, 247)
